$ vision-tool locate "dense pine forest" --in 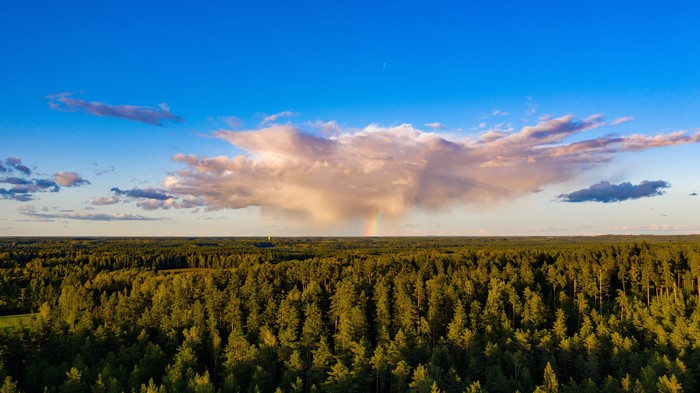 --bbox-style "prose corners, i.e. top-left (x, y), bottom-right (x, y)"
top-left (0, 237), bottom-right (699, 392)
